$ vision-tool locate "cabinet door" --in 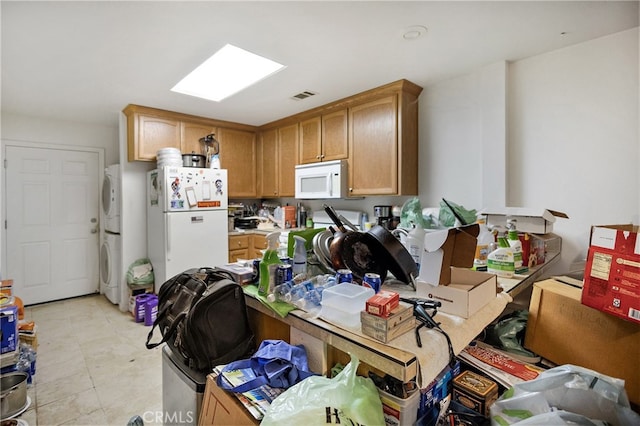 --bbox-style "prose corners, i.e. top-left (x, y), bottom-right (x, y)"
top-left (218, 128), bottom-right (257, 198)
top-left (322, 109), bottom-right (348, 162)
top-left (199, 375), bottom-right (257, 426)
top-left (259, 129), bottom-right (278, 197)
top-left (181, 121), bottom-right (216, 156)
top-left (133, 114), bottom-right (181, 161)
top-left (252, 234), bottom-right (267, 258)
top-left (277, 123), bottom-right (298, 197)
top-left (348, 96), bottom-right (398, 196)
top-left (299, 117), bottom-right (322, 164)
